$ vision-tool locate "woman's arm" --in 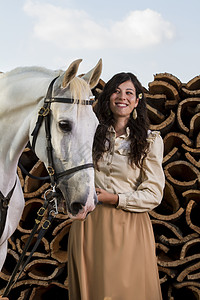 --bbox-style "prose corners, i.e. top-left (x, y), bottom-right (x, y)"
top-left (116, 133), bottom-right (165, 212)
